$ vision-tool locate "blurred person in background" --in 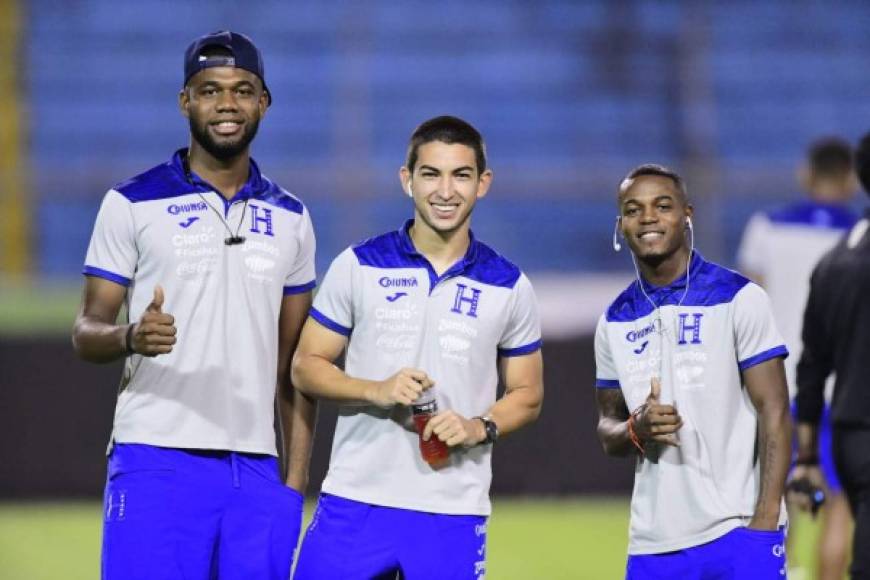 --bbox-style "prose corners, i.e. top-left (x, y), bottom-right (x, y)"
top-left (72, 31), bottom-right (316, 579)
top-left (795, 131), bottom-right (870, 580)
top-left (595, 164), bottom-right (792, 579)
top-left (290, 115), bottom-right (544, 580)
top-left (738, 138), bottom-right (857, 580)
